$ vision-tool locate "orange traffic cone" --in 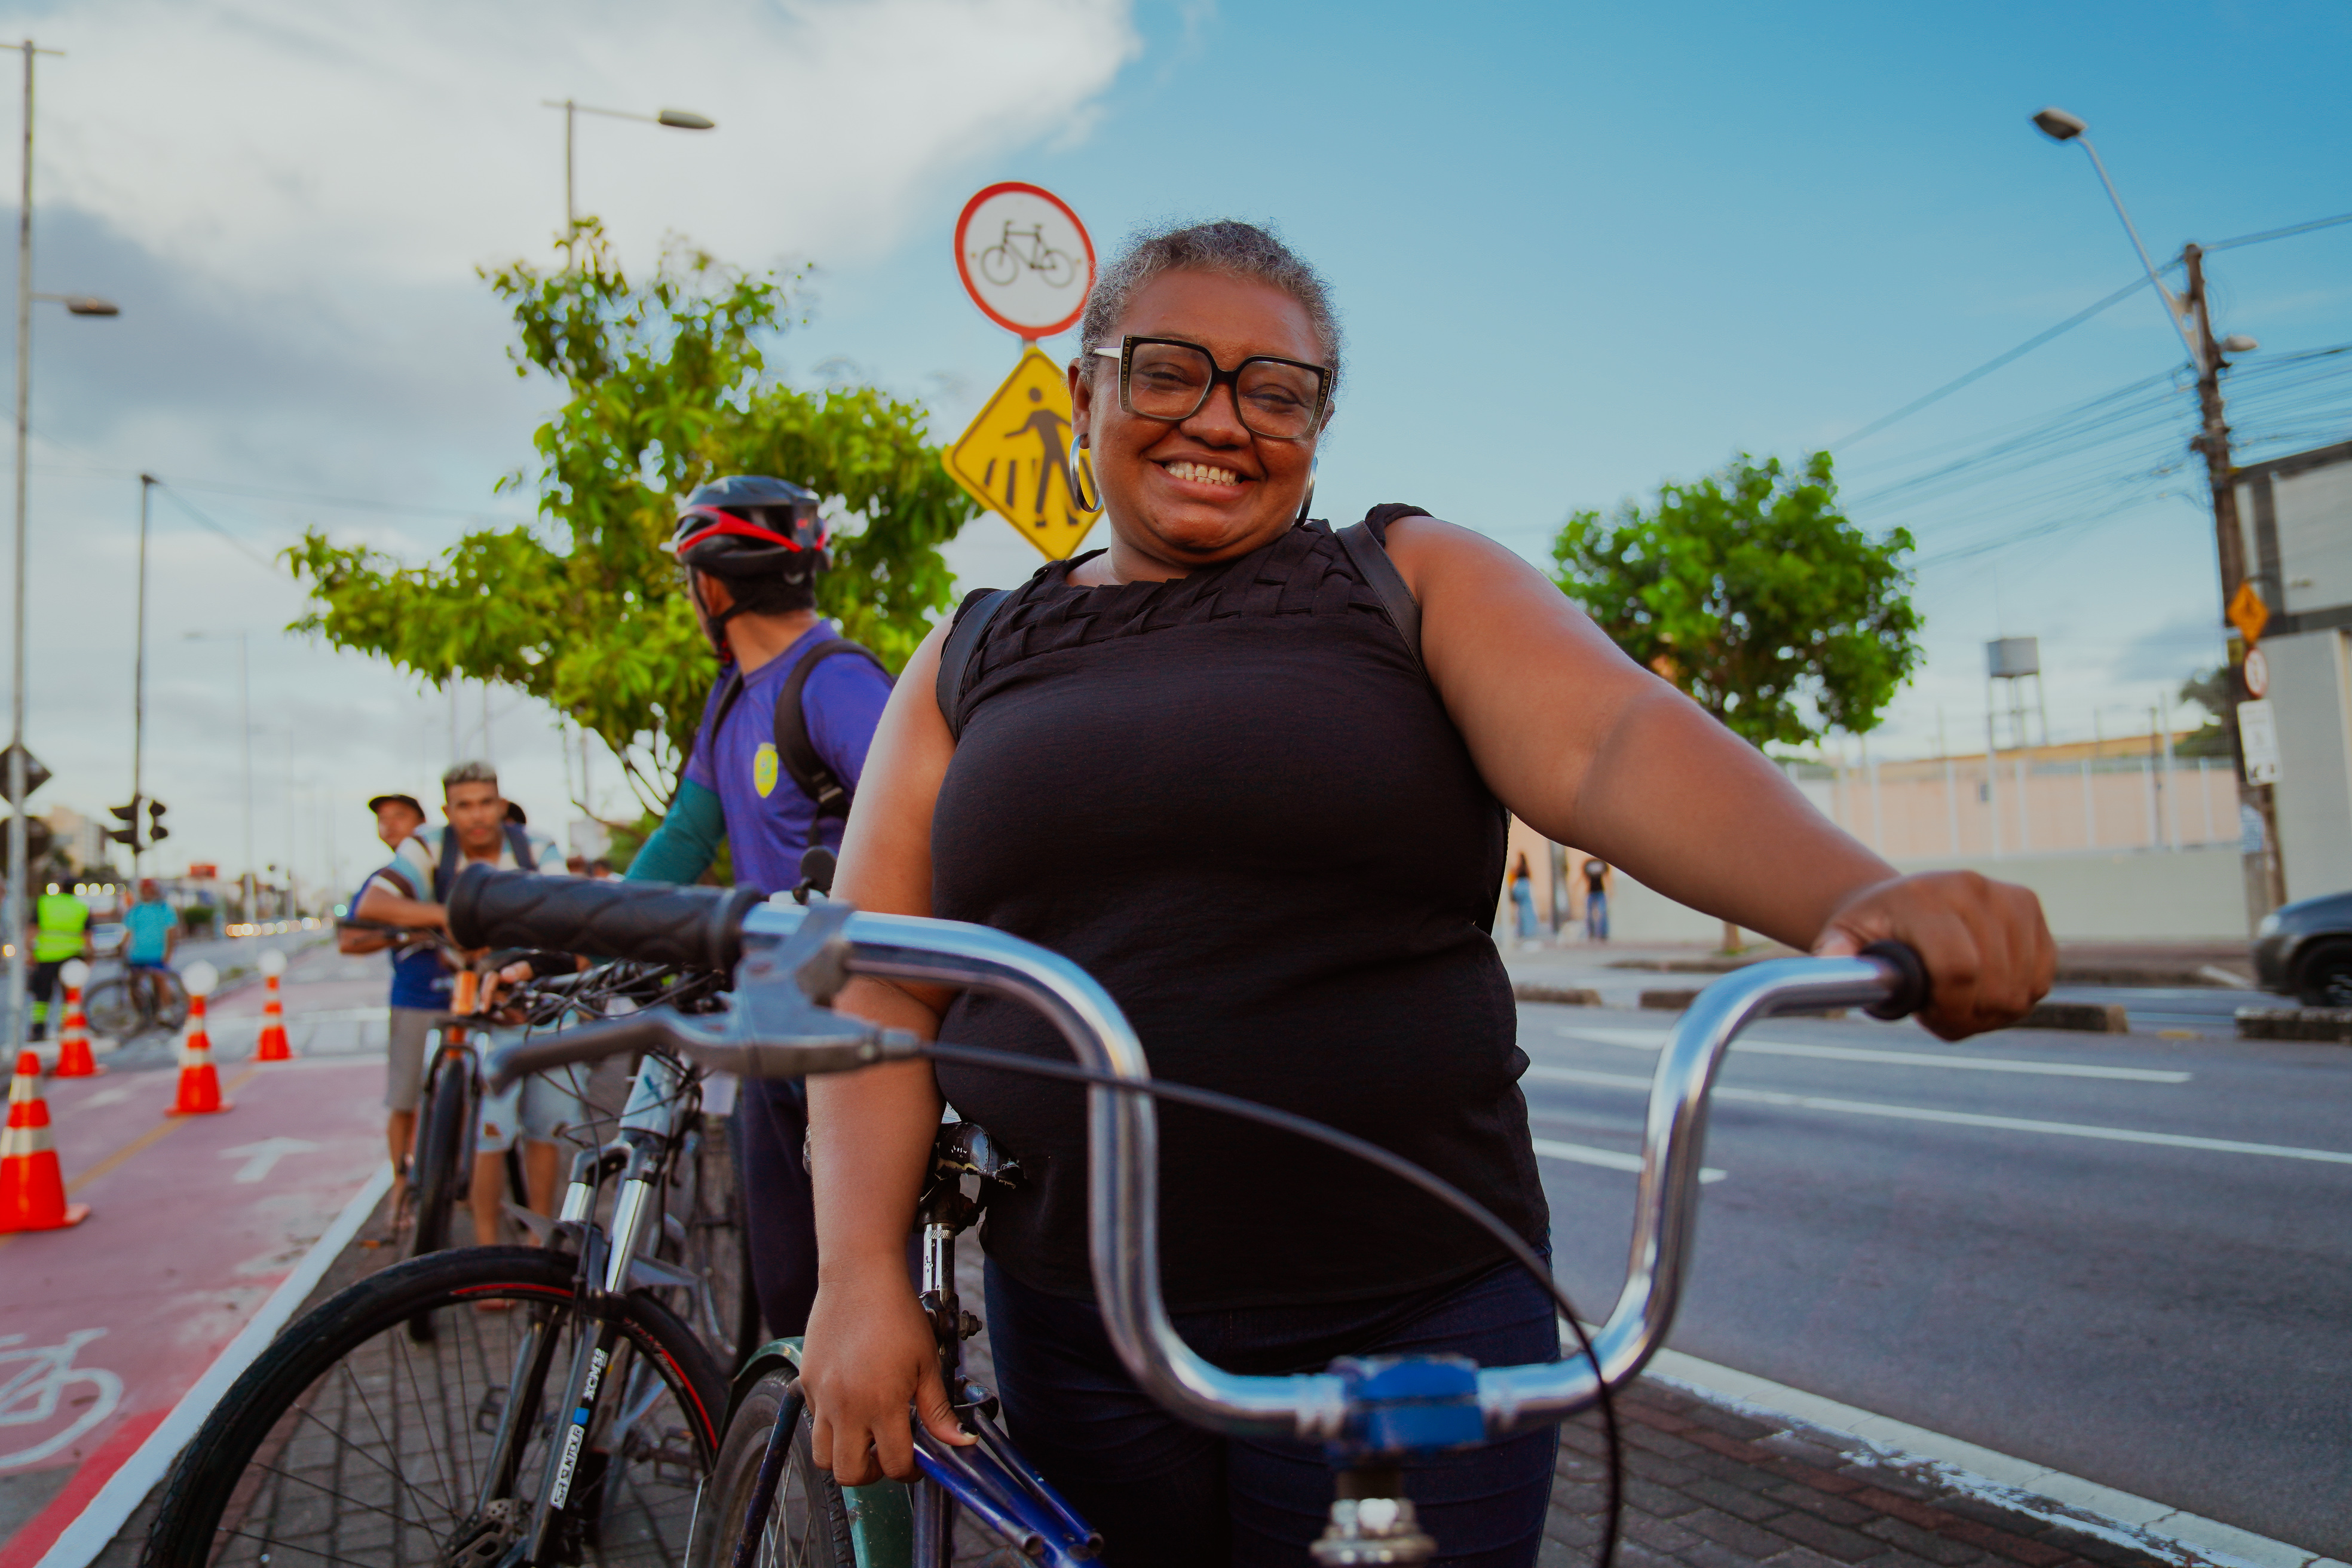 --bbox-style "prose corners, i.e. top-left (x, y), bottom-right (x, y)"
top-left (1, 1049), bottom-right (87, 1231)
top-left (254, 948), bottom-right (290, 1062)
top-left (166, 961), bottom-right (229, 1117)
top-left (51, 958), bottom-right (100, 1078)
